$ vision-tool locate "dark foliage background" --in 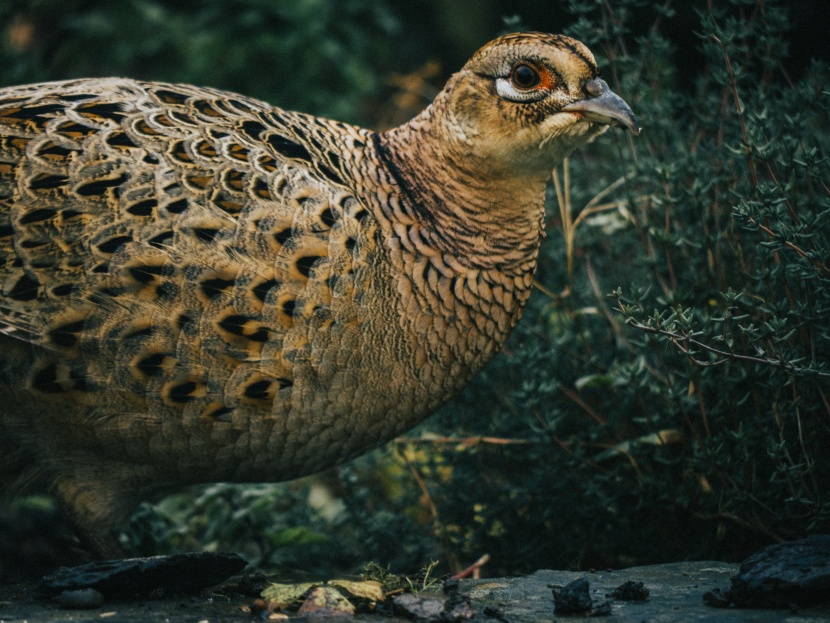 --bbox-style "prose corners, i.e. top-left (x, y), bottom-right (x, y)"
top-left (1, 0), bottom-right (828, 579)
